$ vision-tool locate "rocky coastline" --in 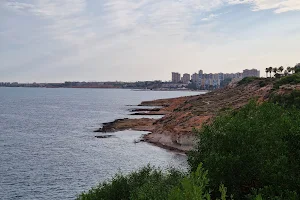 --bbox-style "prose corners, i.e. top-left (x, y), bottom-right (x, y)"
top-left (95, 78), bottom-right (275, 153)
